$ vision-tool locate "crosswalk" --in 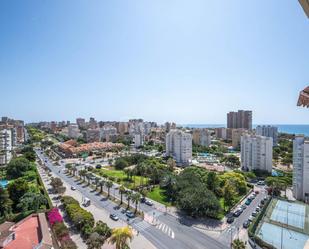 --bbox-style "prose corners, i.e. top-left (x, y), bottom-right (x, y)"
top-left (133, 221), bottom-right (175, 239)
